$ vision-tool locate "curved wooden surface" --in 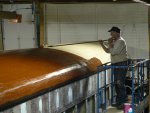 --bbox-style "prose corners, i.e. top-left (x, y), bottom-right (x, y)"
top-left (0, 48), bottom-right (102, 109)
top-left (50, 42), bottom-right (110, 64)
